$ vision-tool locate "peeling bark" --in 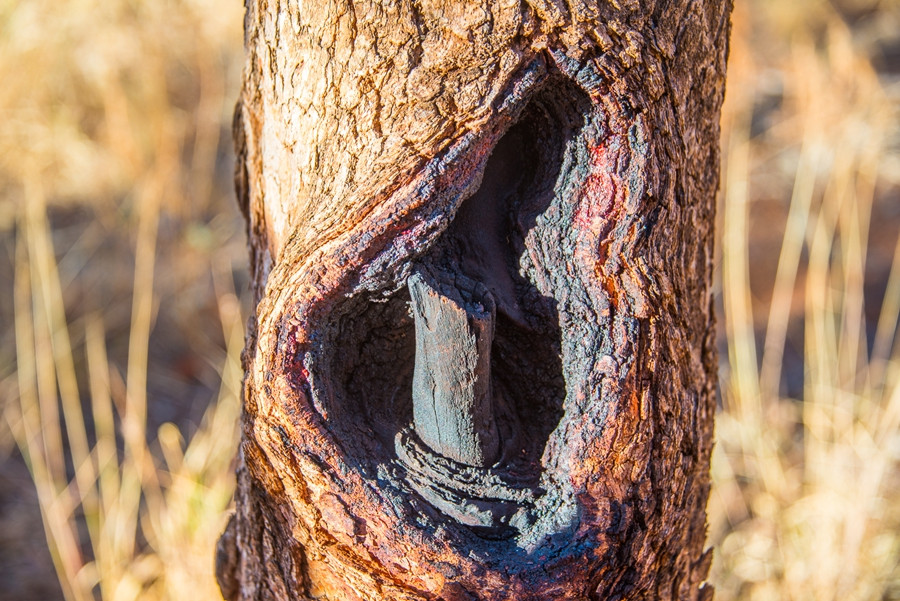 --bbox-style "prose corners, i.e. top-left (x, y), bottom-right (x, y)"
top-left (218, 1), bottom-right (732, 599)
